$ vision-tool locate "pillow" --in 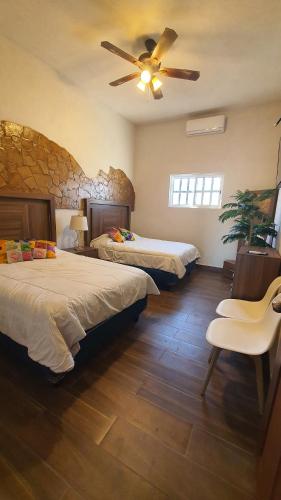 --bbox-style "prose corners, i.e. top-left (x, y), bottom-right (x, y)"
top-left (29, 240), bottom-right (36, 250)
top-left (6, 240), bottom-right (21, 251)
top-left (47, 241), bottom-right (56, 258)
top-left (0, 240), bottom-right (28, 264)
top-left (34, 240), bottom-right (47, 259)
top-left (35, 240), bottom-right (47, 249)
top-left (33, 240), bottom-right (57, 259)
top-left (108, 227), bottom-right (124, 243)
top-left (119, 228), bottom-right (135, 241)
top-left (20, 241), bottom-right (33, 261)
top-left (0, 240), bottom-right (7, 264)
top-left (5, 240), bottom-right (23, 264)
top-left (7, 248), bottom-right (23, 264)
top-left (32, 240), bottom-right (46, 259)
top-left (33, 247), bottom-right (47, 259)
top-left (0, 239), bottom-right (57, 263)
top-left (90, 233), bottom-right (109, 248)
